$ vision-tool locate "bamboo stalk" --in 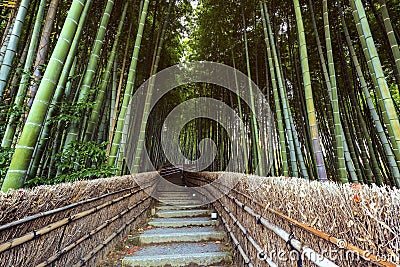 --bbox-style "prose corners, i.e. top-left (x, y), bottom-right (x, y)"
top-left (1, 0), bottom-right (87, 191)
